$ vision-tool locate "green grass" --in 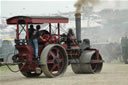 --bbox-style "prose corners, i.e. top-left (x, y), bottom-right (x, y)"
top-left (110, 62), bottom-right (125, 64)
top-left (0, 65), bottom-right (18, 71)
top-left (0, 66), bottom-right (10, 72)
top-left (109, 60), bottom-right (125, 64)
